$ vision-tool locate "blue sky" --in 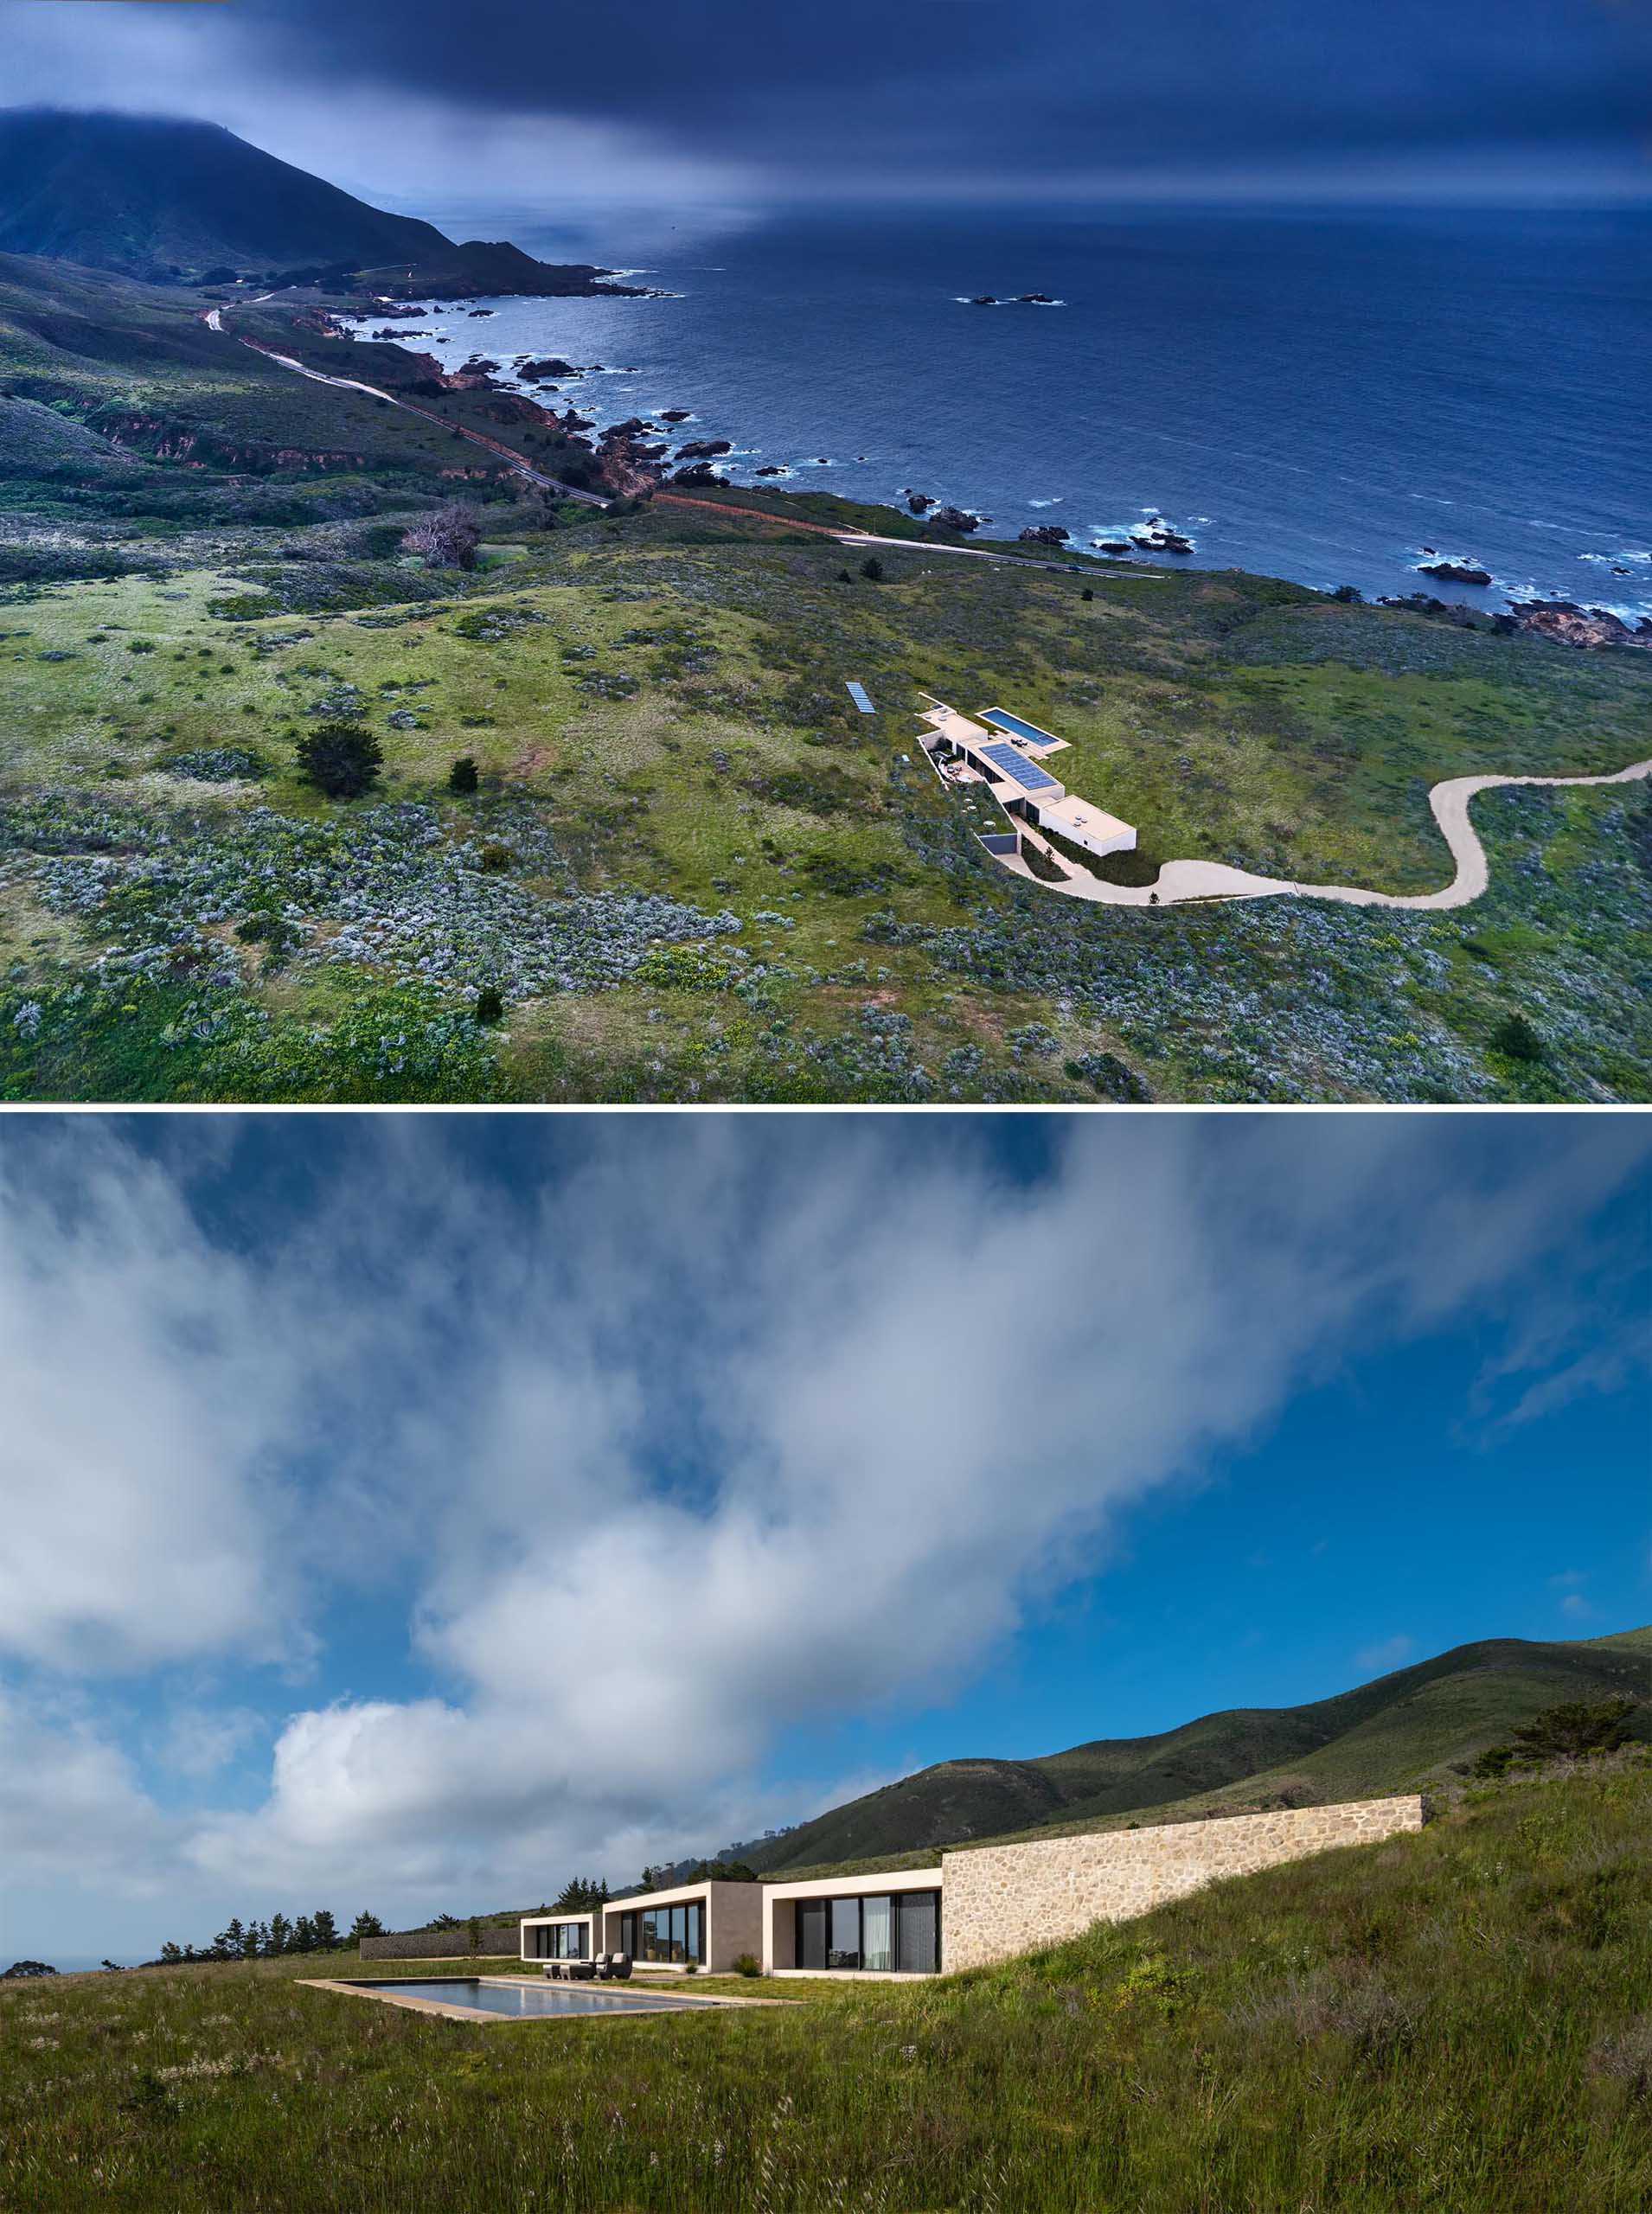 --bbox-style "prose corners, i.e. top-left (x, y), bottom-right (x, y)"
top-left (6, 0), bottom-right (1650, 212)
top-left (1, 1113), bottom-right (1648, 1963)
